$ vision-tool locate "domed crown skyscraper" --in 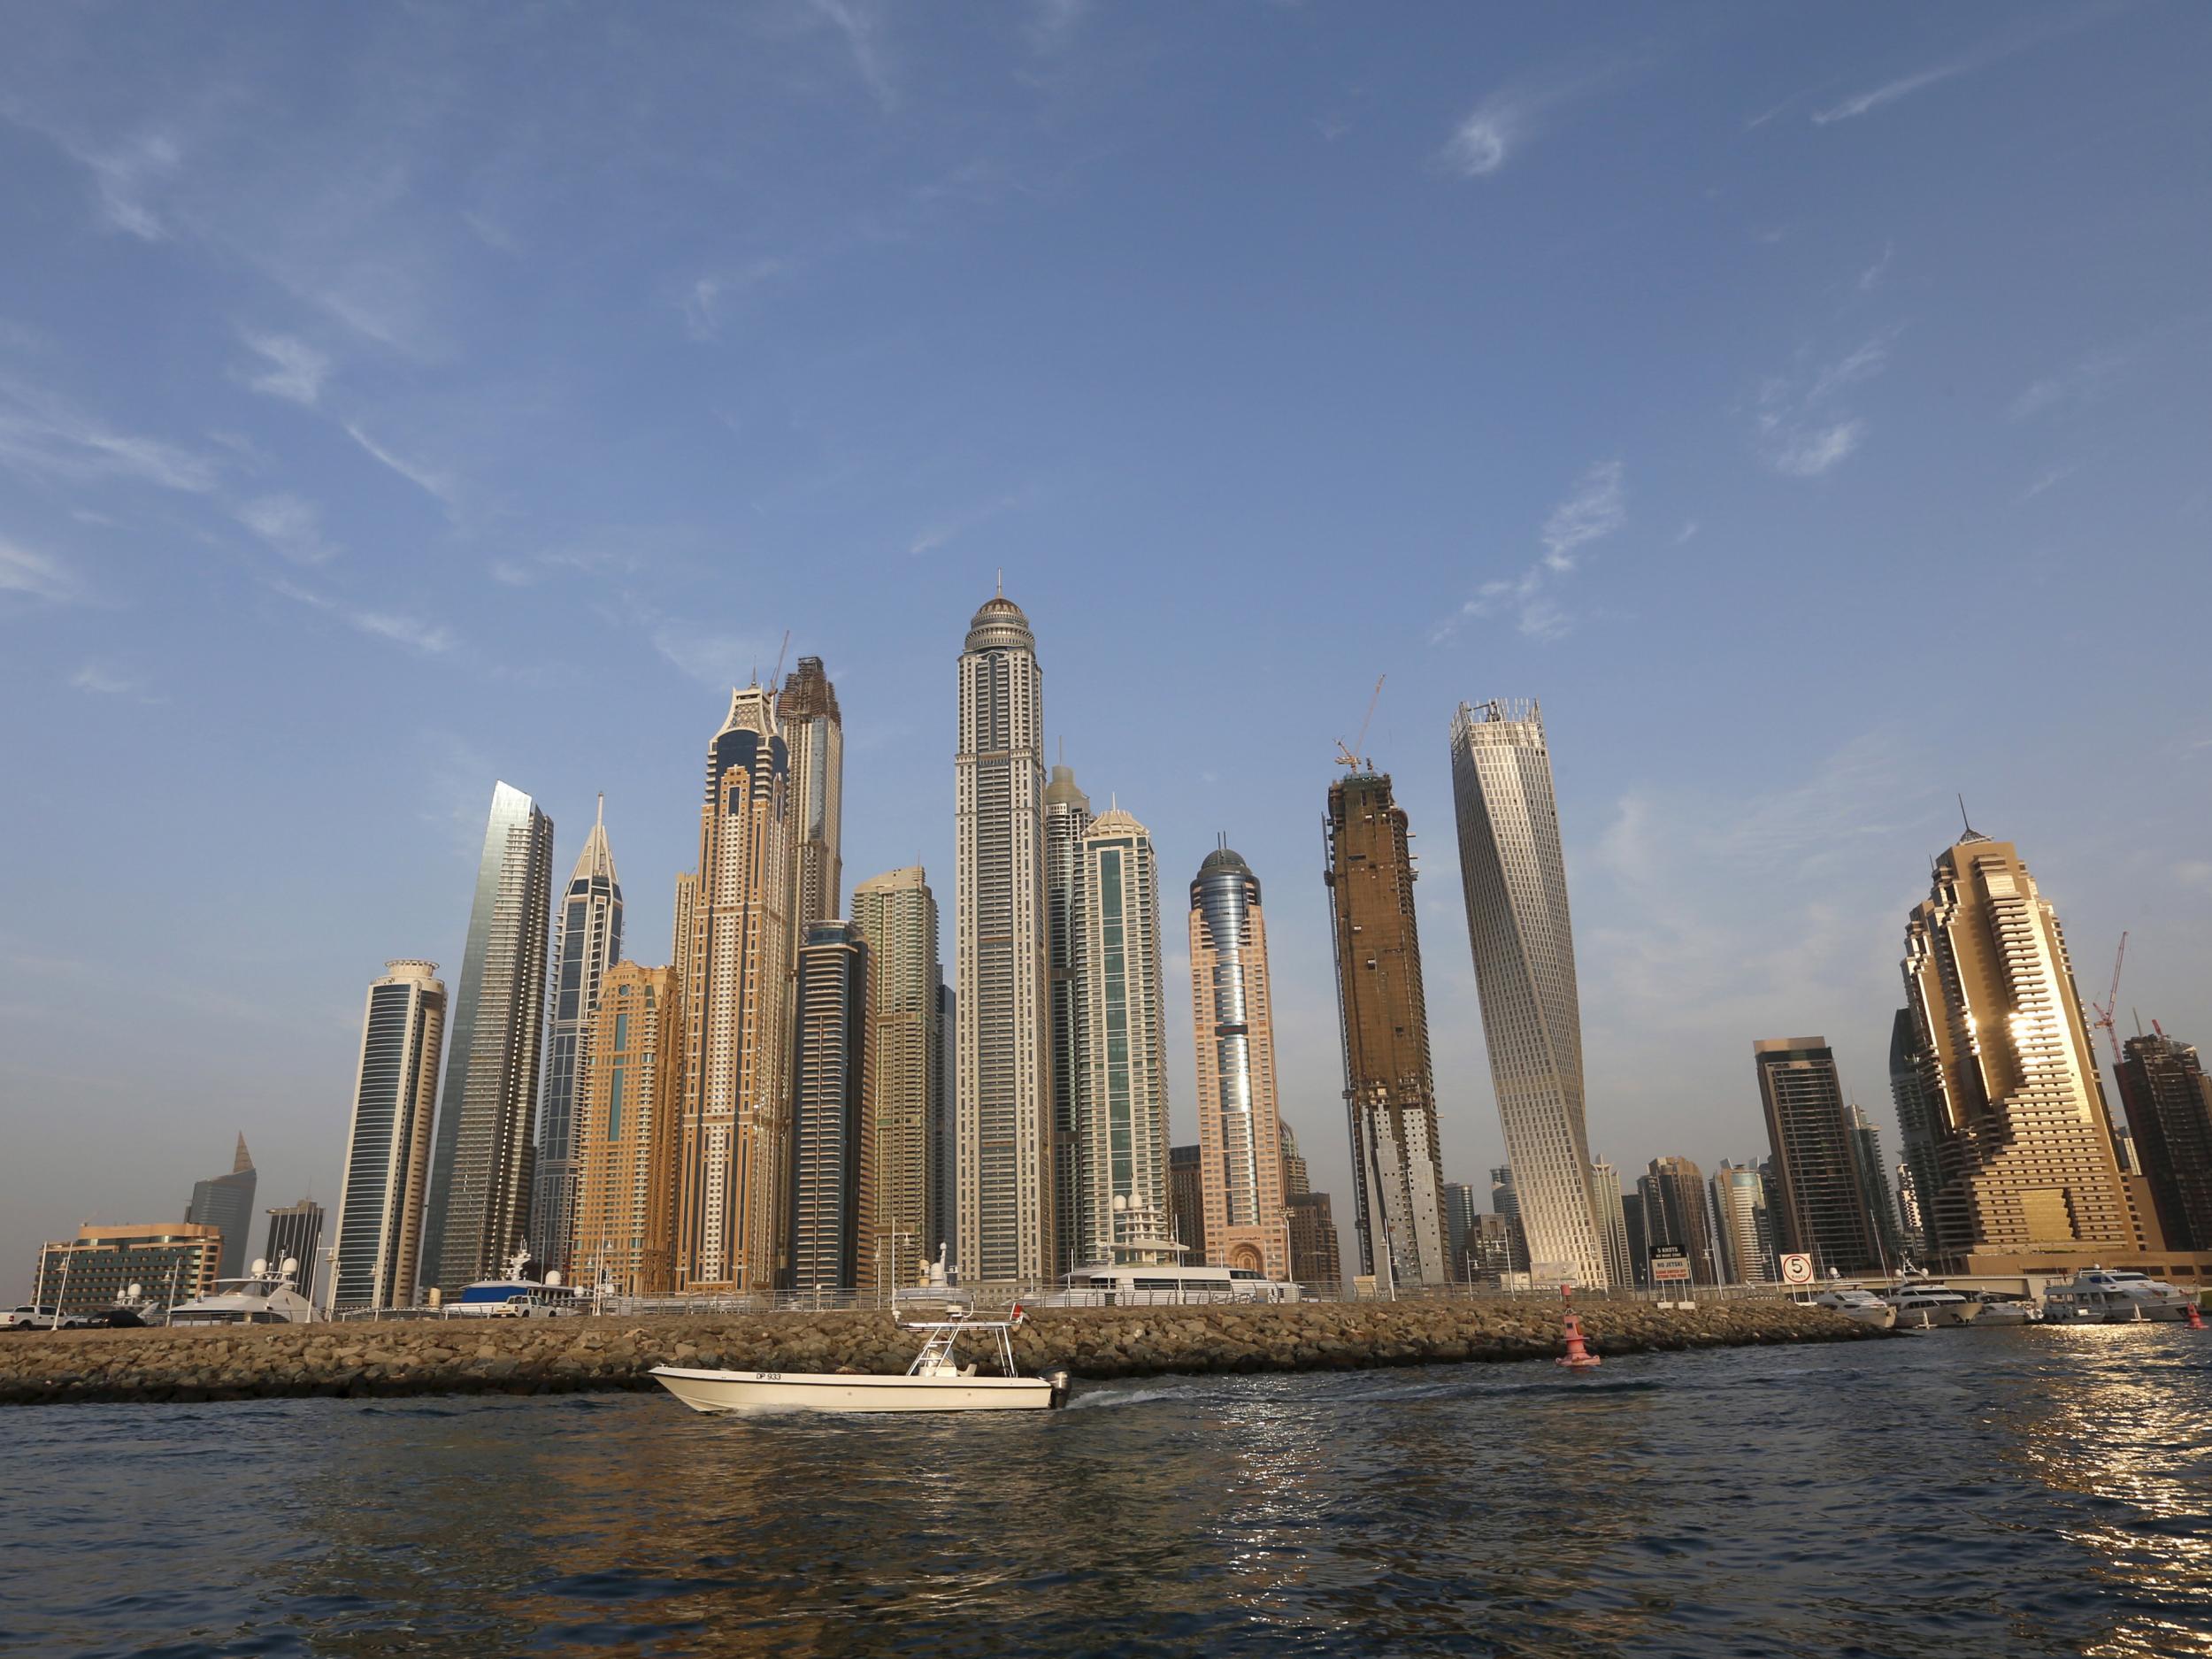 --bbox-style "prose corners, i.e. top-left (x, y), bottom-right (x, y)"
top-left (954, 585), bottom-right (1055, 1284)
